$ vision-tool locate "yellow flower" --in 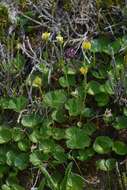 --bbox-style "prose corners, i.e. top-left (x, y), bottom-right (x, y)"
top-left (82, 40), bottom-right (91, 50)
top-left (42, 32), bottom-right (50, 41)
top-left (79, 66), bottom-right (88, 75)
top-left (32, 76), bottom-right (42, 87)
top-left (16, 43), bottom-right (22, 50)
top-left (56, 34), bottom-right (64, 44)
